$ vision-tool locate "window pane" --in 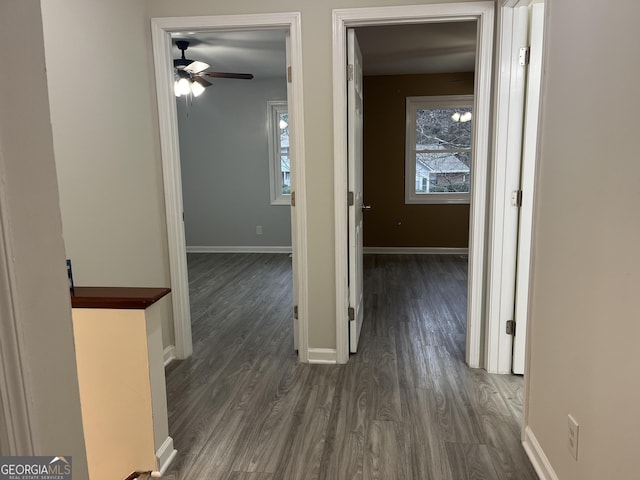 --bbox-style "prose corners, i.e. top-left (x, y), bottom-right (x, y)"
top-left (280, 155), bottom-right (290, 194)
top-left (278, 111), bottom-right (291, 196)
top-left (415, 108), bottom-right (472, 150)
top-left (279, 112), bottom-right (289, 151)
top-left (415, 152), bottom-right (470, 193)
